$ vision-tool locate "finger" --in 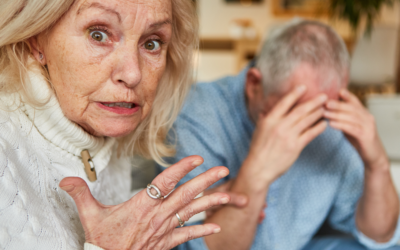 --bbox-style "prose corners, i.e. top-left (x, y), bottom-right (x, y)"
top-left (293, 107), bottom-right (324, 135)
top-left (329, 120), bottom-right (361, 139)
top-left (150, 155), bottom-right (204, 198)
top-left (267, 85), bottom-right (307, 120)
top-left (176, 192), bottom-right (230, 225)
top-left (170, 223), bottom-right (221, 248)
top-left (59, 177), bottom-right (102, 222)
top-left (222, 191), bottom-right (248, 207)
top-left (204, 190), bottom-right (247, 208)
top-left (284, 94), bottom-right (327, 128)
top-left (339, 89), bottom-right (363, 108)
top-left (299, 120), bottom-right (328, 147)
top-left (165, 166), bottom-right (229, 211)
top-left (324, 110), bottom-right (362, 125)
top-left (326, 99), bottom-right (357, 114)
